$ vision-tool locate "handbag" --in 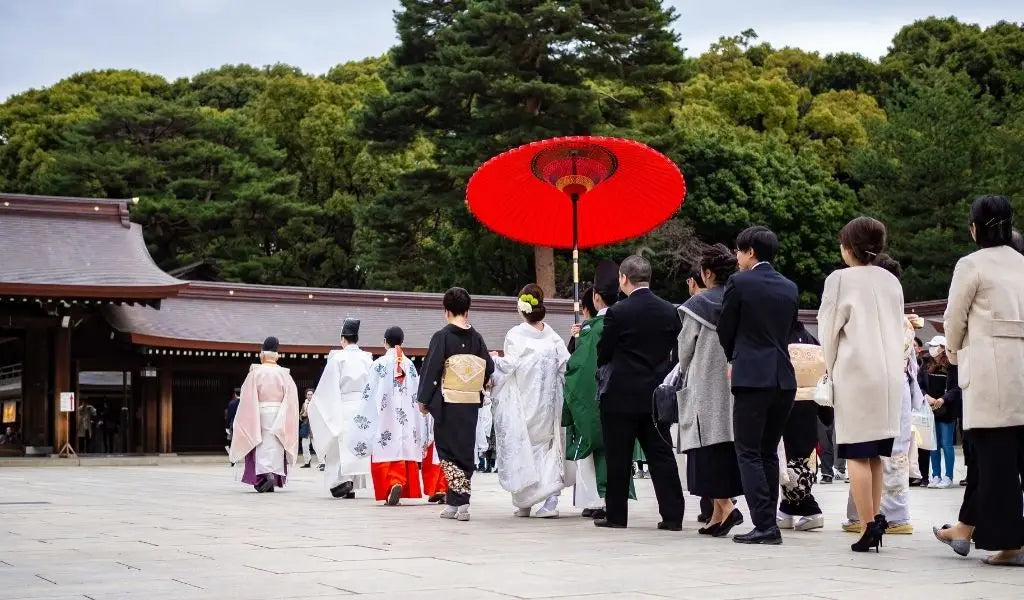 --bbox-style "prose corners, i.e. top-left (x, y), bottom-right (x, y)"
top-left (813, 374), bottom-right (833, 408)
top-left (652, 364), bottom-right (681, 425)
